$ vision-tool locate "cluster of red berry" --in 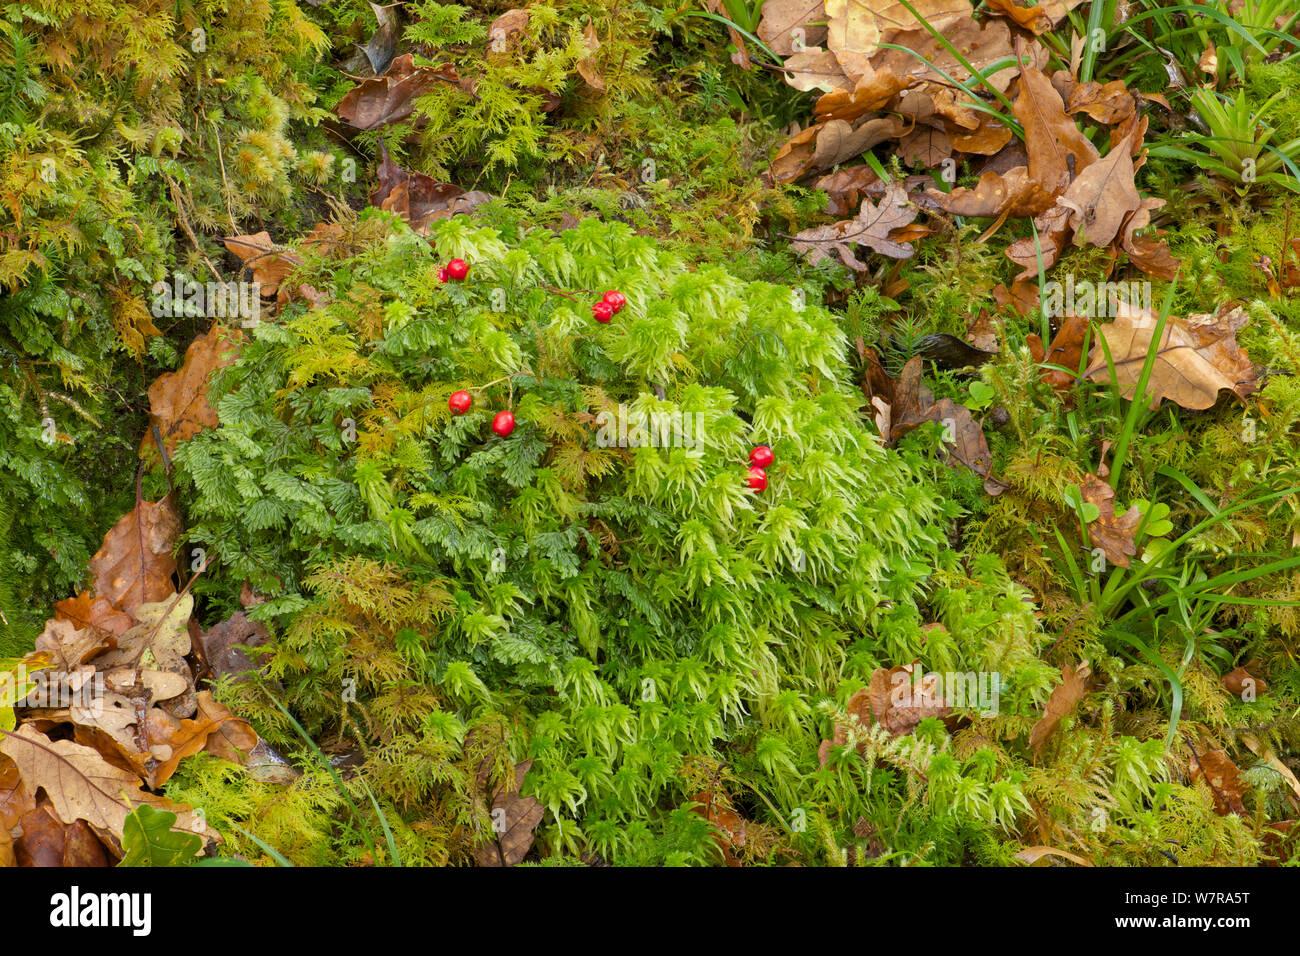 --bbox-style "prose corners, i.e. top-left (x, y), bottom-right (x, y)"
top-left (447, 388), bottom-right (514, 437)
top-left (591, 290), bottom-right (626, 323)
top-left (438, 265), bottom-right (770, 491)
top-left (747, 445), bottom-right (773, 492)
top-left (440, 259), bottom-right (514, 436)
